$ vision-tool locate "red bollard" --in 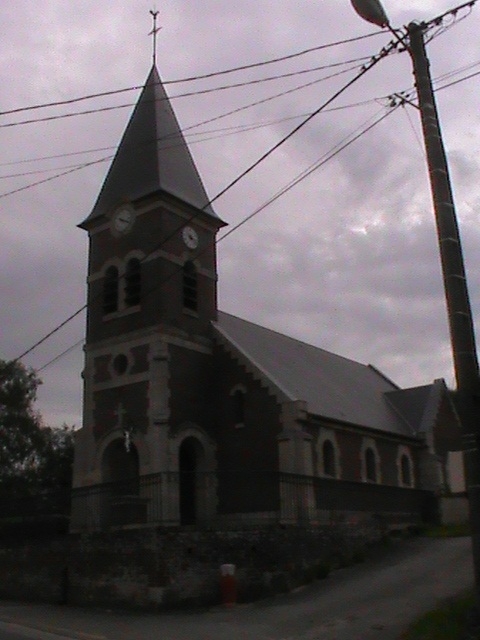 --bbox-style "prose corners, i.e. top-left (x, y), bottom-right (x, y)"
top-left (220, 563), bottom-right (237, 607)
